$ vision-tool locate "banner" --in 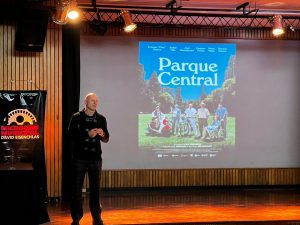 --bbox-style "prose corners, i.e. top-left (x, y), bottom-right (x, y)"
top-left (0, 90), bottom-right (48, 199)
